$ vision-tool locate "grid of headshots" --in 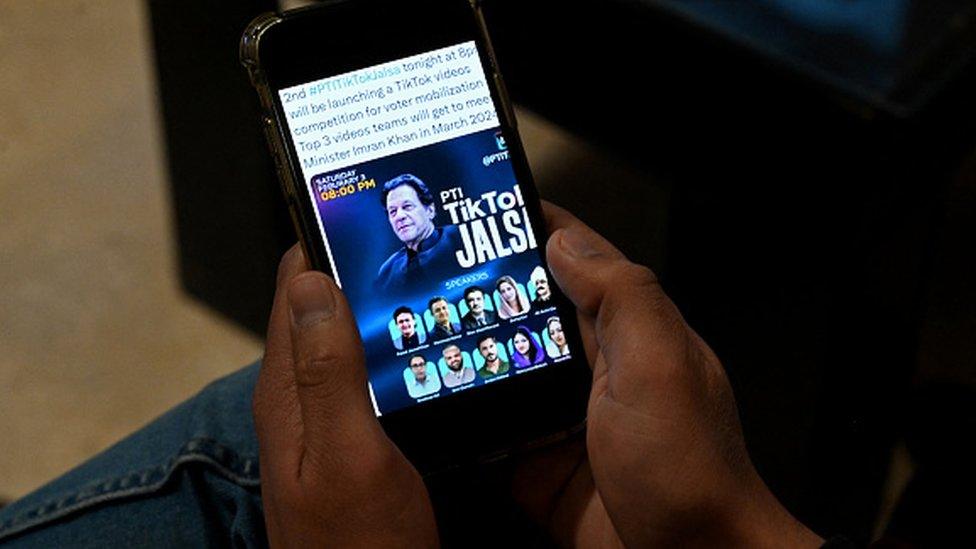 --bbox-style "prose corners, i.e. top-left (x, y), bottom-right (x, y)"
top-left (391, 266), bottom-right (572, 400)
